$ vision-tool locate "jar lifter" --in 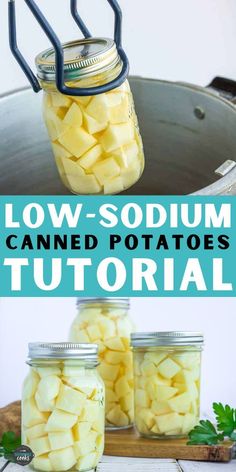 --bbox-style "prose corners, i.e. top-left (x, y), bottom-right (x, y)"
top-left (8, 0), bottom-right (129, 96)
